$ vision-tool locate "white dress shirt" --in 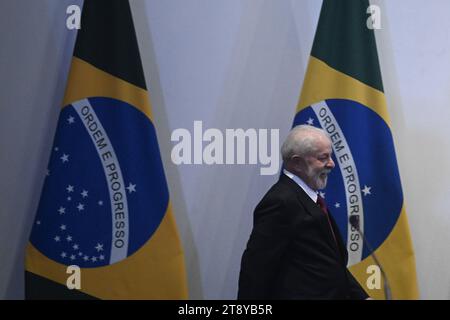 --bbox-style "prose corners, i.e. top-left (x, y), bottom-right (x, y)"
top-left (283, 169), bottom-right (318, 203)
